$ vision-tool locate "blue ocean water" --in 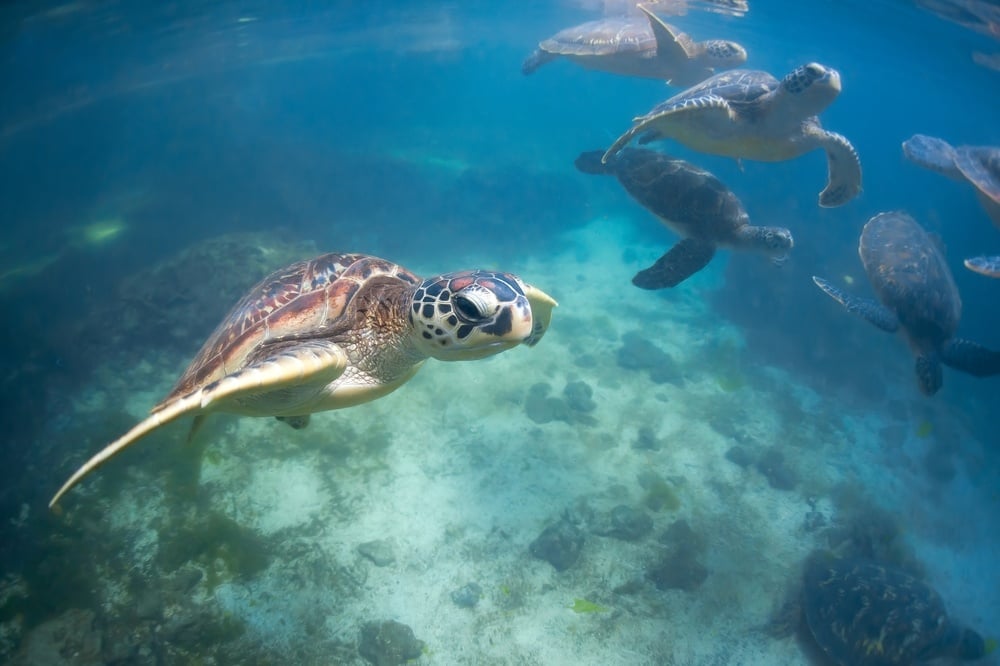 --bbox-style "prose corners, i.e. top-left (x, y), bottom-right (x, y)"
top-left (0, 1), bottom-right (998, 664)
